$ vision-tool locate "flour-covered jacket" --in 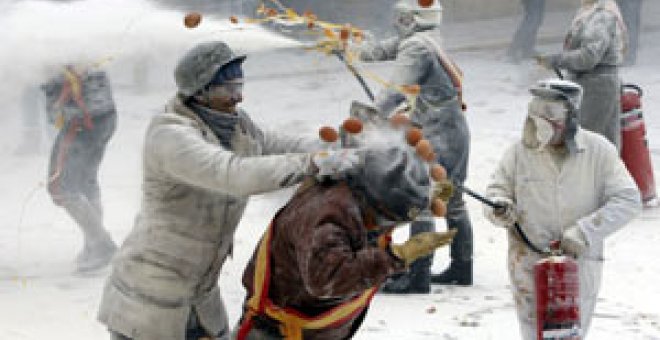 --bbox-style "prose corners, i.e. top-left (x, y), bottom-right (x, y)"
top-left (98, 96), bottom-right (315, 340)
top-left (360, 32), bottom-right (459, 118)
top-left (359, 31), bottom-right (469, 183)
top-left (486, 128), bottom-right (640, 338)
top-left (552, 0), bottom-right (626, 148)
top-left (557, 0), bottom-right (625, 72)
